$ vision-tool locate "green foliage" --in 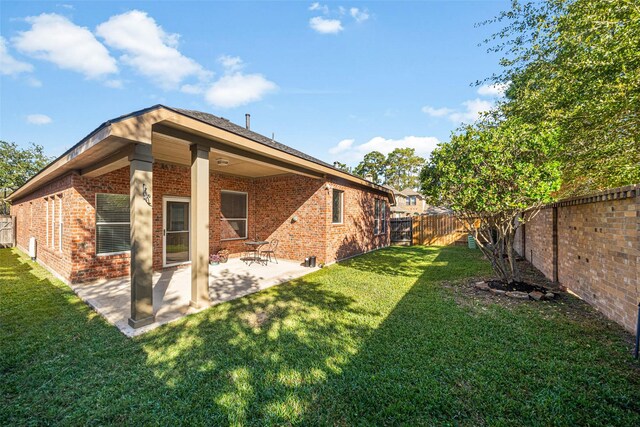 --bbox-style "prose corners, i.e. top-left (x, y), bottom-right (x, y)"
top-left (483, 0), bottom-right (640, 194)
top-left (353, 151), bottom-right (386, 184)
top-left (353, 148), bottom-right (425, 189)
top-left (0, 140), bottom-right (51, 214)
top-left (421, 119), bottom-right (561, 282)
top-left (384, 148), bottom-right (425, 190)
top-left (0, 140), bottom-right (51, 190)
top-left (2, 246), bottom-right (639, 425)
